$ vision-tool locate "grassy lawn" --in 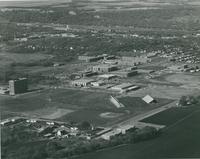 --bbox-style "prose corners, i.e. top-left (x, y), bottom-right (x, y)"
top-left (57, 110), bottom-right (114, 126)
top-left (1, 88), bottom-right (173, 126)
top-left (118, 96), bottom-right (173, 113)
top-left (141, 106), bottom-right (199, 126)
top-left (0, 89), bottom-right (114, 112)
top-left (0, 89), bottom-right (116, 122)
top-left (50, 89), bottom-right (115, 110)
